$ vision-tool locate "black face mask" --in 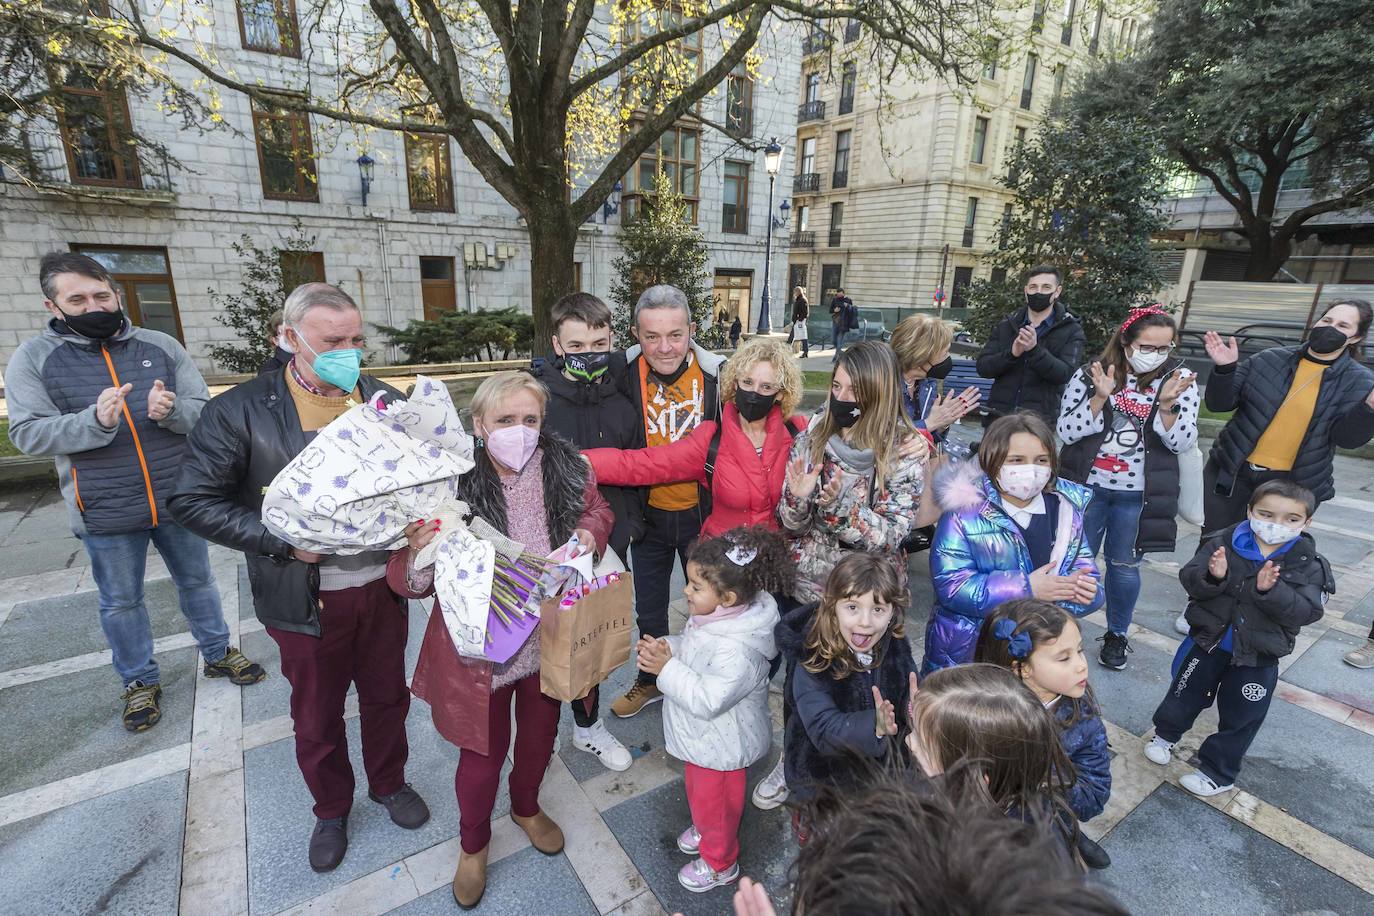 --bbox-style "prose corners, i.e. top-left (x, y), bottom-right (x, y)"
top-left (1025, 292), bottom-right (1054, 313)
top-left (56, 306), bottom-right (124, 340)
top-left (562, 350), bottom-right (611, 383)
top-left (734, 388), bottom-right (777, 422)
top-left (925, 356), bottom-right (954, 380)
top-left (829, 394), bottom-right (862, 429)
top-left (1306, 325), bottom-right (1351, 356)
